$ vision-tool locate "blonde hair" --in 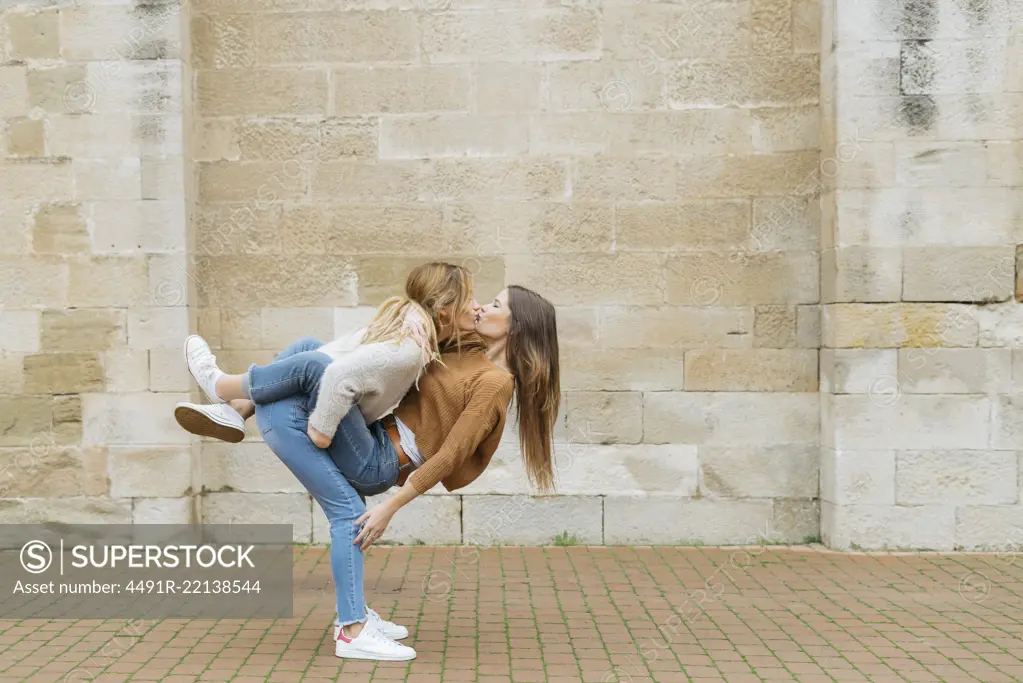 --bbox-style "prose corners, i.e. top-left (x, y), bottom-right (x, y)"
top-left (361, 262), bottom-right (476, 374)
top-left (506, 285), bottom-right (560, 495)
